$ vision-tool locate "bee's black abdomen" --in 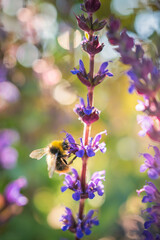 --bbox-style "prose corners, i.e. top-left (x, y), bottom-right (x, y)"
top-left (56, 157), bottom-right (68, 171)
top-left (50, 147), bottom-right (58, 154)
